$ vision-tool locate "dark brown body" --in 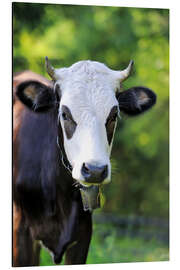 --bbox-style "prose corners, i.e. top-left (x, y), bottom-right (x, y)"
top-left (13, 71), bottom-right (92, 267)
